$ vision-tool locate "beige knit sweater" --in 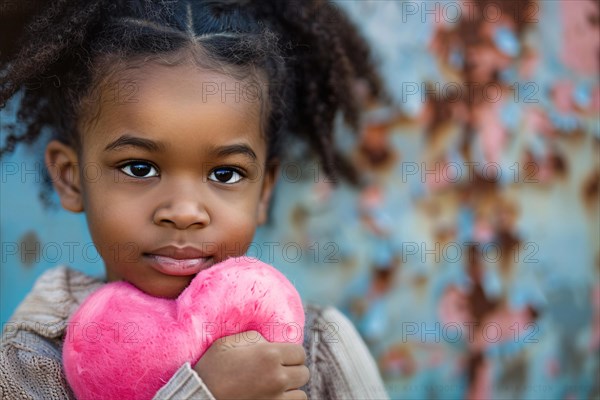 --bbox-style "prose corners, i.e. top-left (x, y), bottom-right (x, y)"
top-left (1, 266), bottom-right (389, 399)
